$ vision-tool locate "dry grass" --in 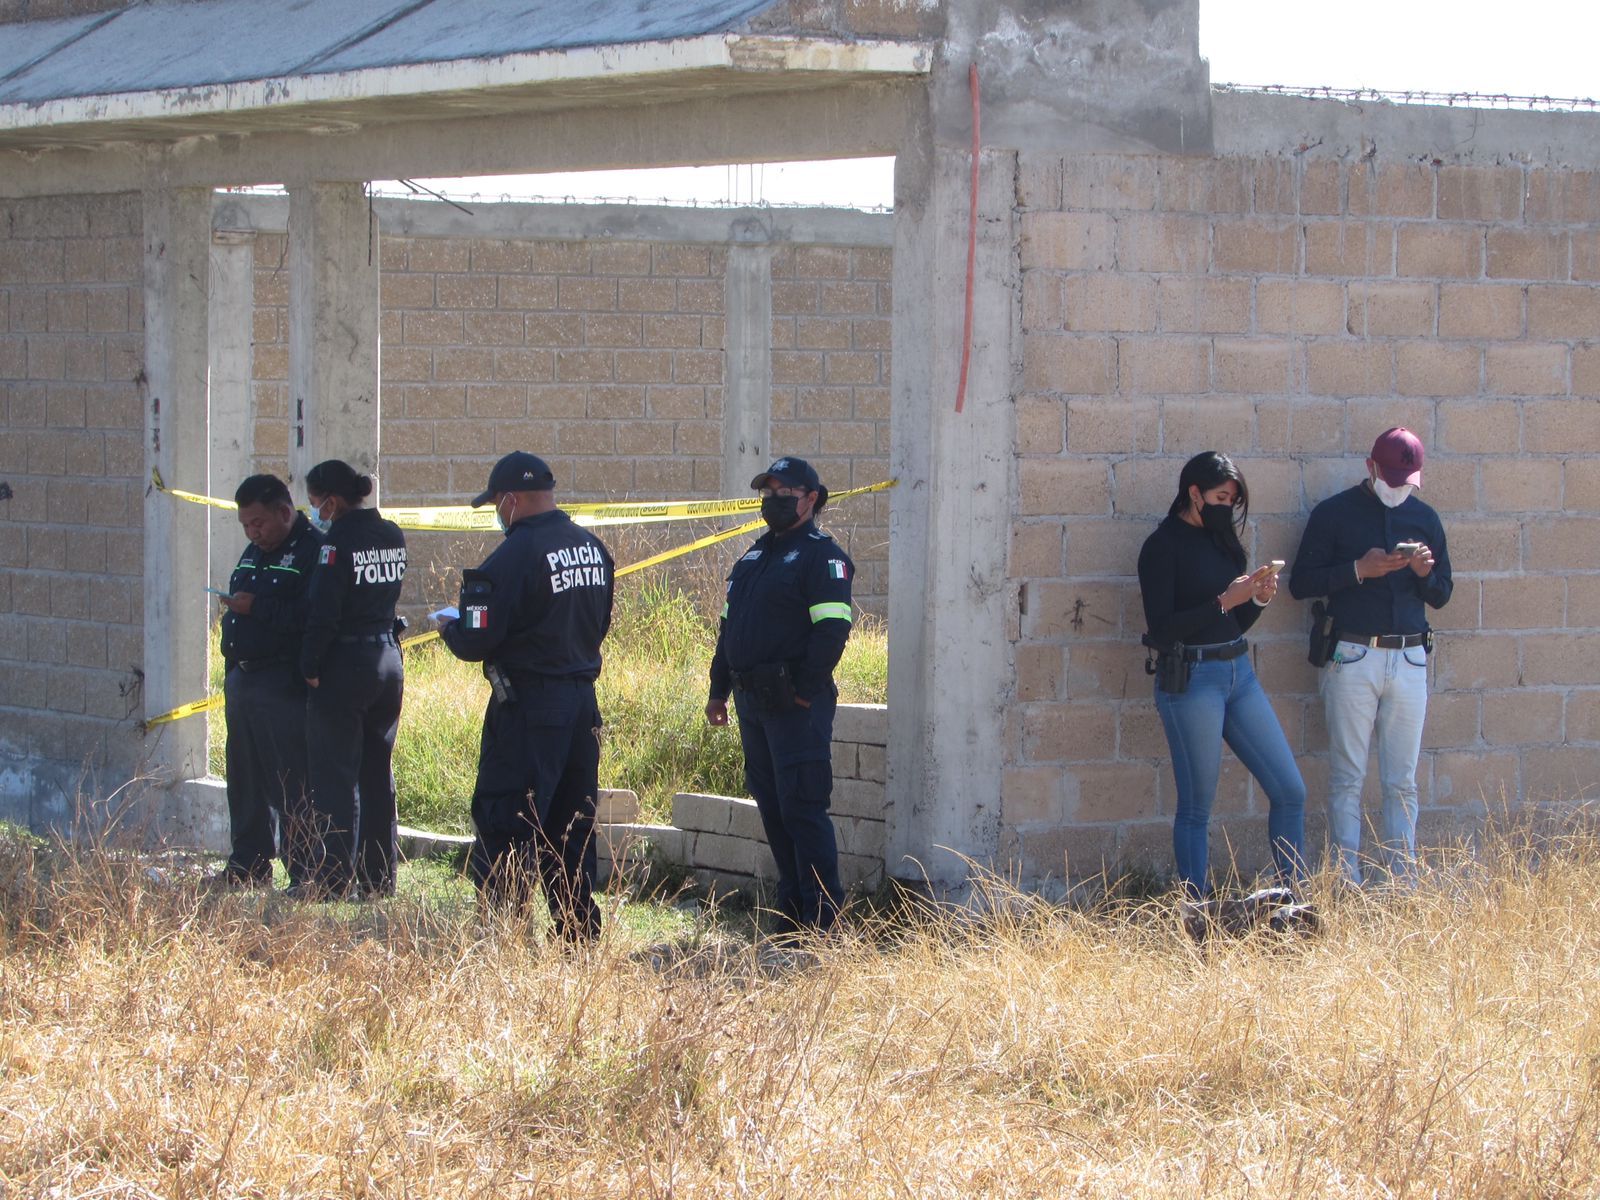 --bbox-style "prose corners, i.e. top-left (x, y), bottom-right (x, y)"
top-left (2, 820), bottom-right (1598, 1198)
